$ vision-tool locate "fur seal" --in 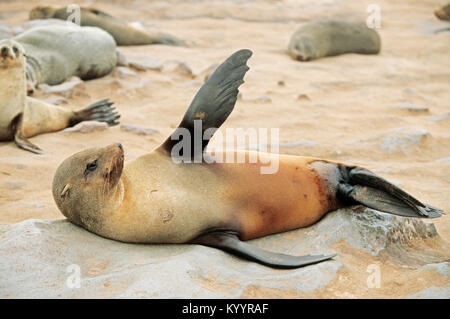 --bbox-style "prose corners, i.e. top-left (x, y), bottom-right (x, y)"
top-left (29, 6), bottom-right (185, 46)
top-left (52, 49), bottom-right (442, 268)
top-left (13, 25), bottom-right (117, 93)
top-left (435, 4), bottom-right (450, 21)
top-left (0, 39), bottom-right (120, 154)
top-left (287, 20), bottom-right (381, 61)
